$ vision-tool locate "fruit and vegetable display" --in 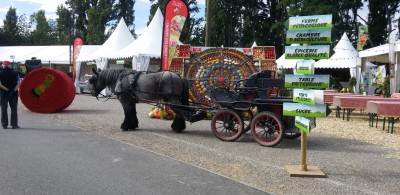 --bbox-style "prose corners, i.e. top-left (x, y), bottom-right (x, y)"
top-left (148, 105), bottom-right (176, 120)
top-left (253, 46), bottom-right (276, 60)
top-left (184, 48), bottom-right (257, 107)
